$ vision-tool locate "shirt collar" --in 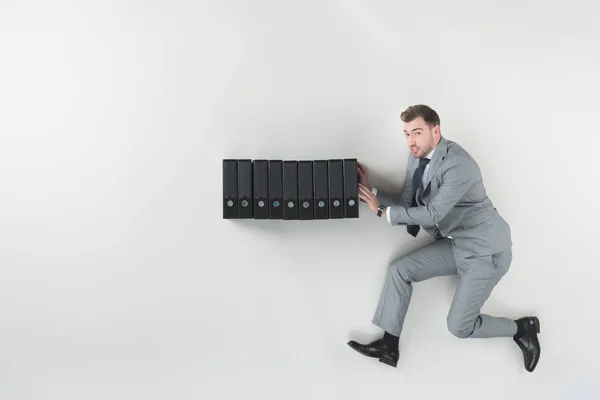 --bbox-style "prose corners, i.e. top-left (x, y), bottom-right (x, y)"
top-left (424, 143), bottom-right (438, 160)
